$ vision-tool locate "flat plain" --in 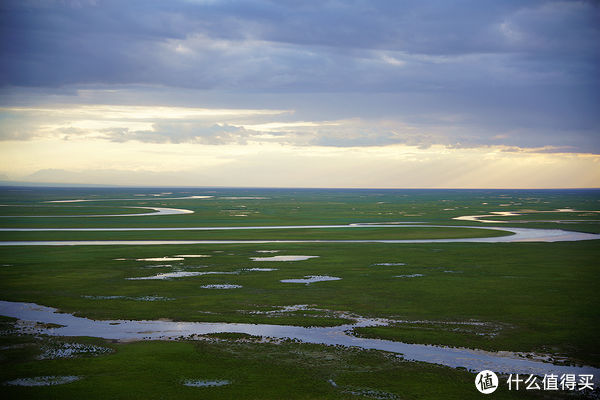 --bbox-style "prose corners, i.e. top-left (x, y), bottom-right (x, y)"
top-left (0, 187), bottom-right (599, 399)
